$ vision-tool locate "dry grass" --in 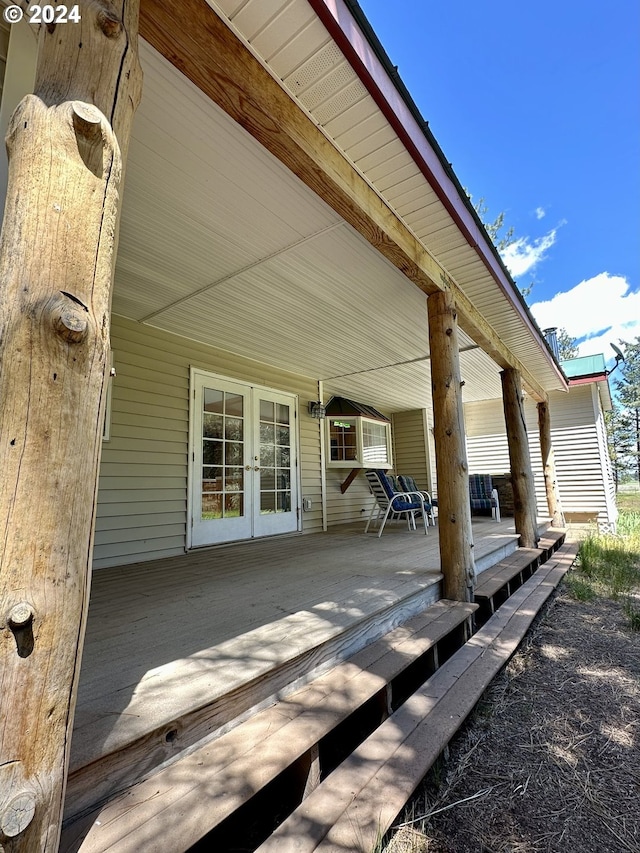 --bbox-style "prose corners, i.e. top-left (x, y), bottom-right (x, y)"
top-left (383, 511), bottom-right (640, 853)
